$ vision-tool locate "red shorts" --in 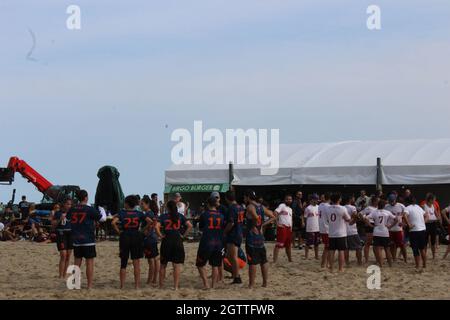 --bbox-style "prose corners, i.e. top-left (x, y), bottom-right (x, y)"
top-left (320, 233), bottom-right (329, 249)
top-left (276, 226), bottom-right (292, 248)
top-left (389, 231), bottom-right (404, 247)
